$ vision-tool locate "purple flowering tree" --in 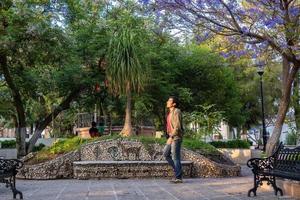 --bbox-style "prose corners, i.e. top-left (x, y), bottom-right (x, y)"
top-left (143, 0), bottom-right (300, 155)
